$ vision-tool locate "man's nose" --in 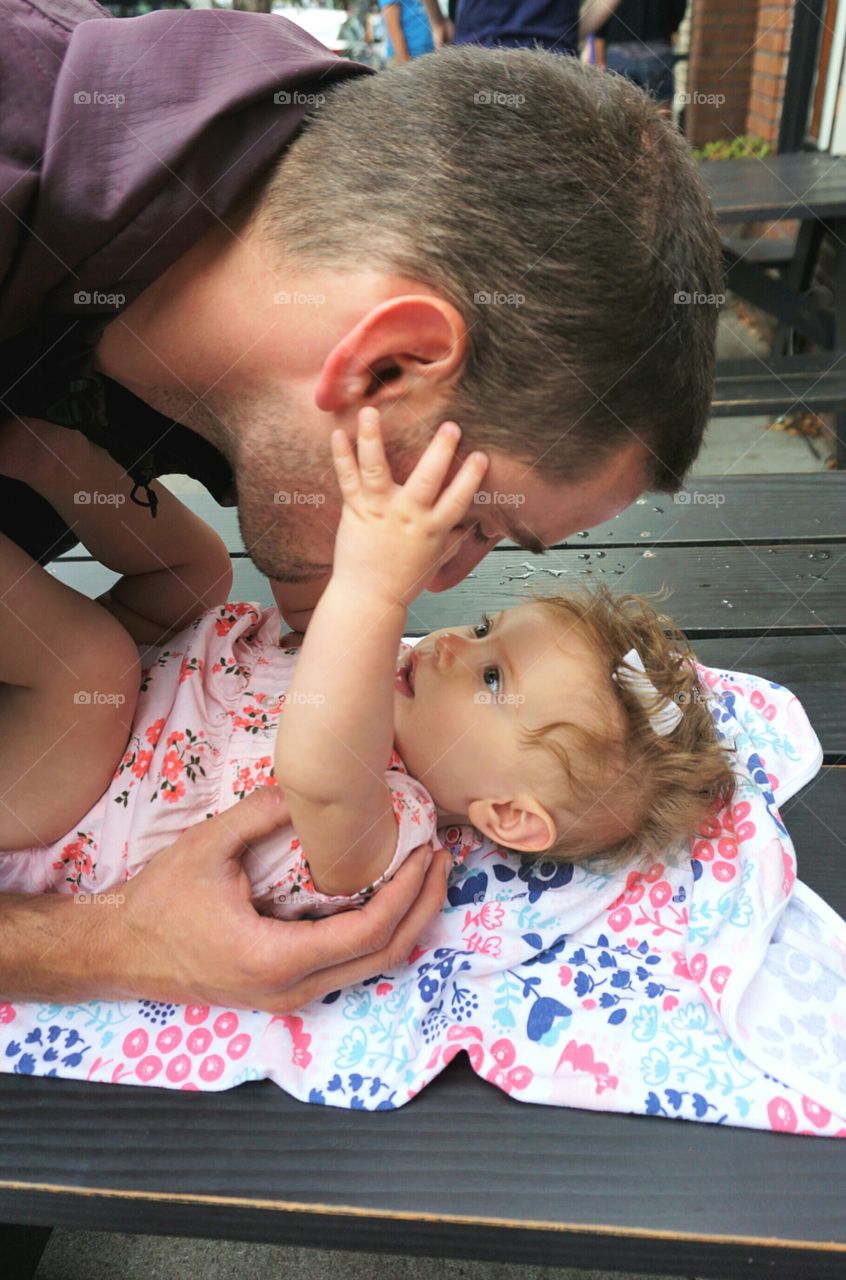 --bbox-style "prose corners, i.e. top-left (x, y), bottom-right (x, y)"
top-left (426, 527), bottom-right (499, 593)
